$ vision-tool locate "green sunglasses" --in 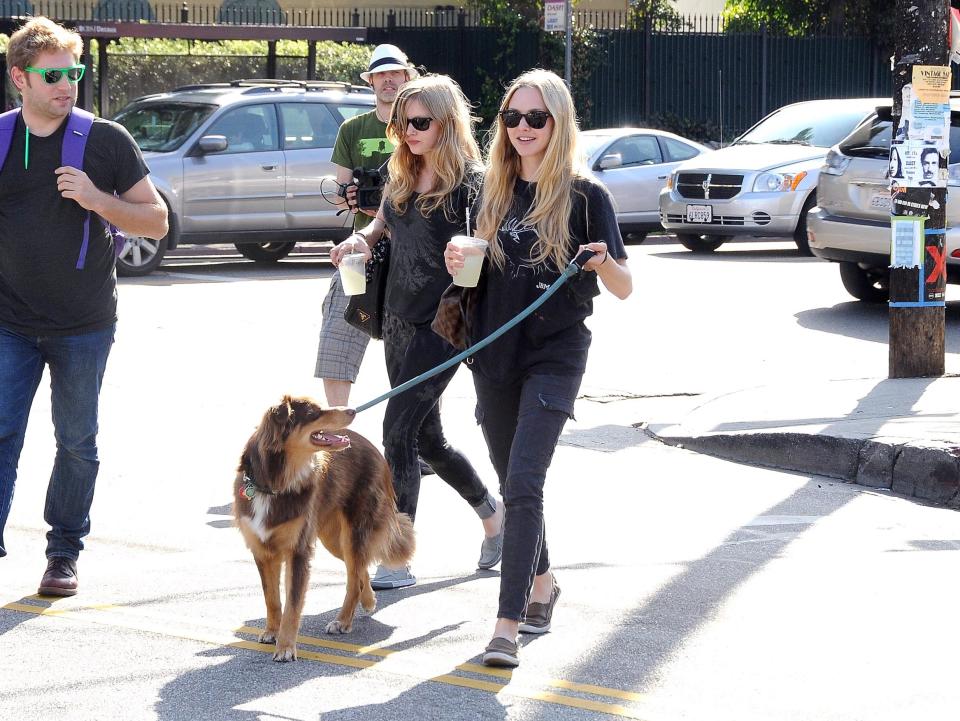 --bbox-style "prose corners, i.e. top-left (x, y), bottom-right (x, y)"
top-left (24, 64), bottom-right (85, 84)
